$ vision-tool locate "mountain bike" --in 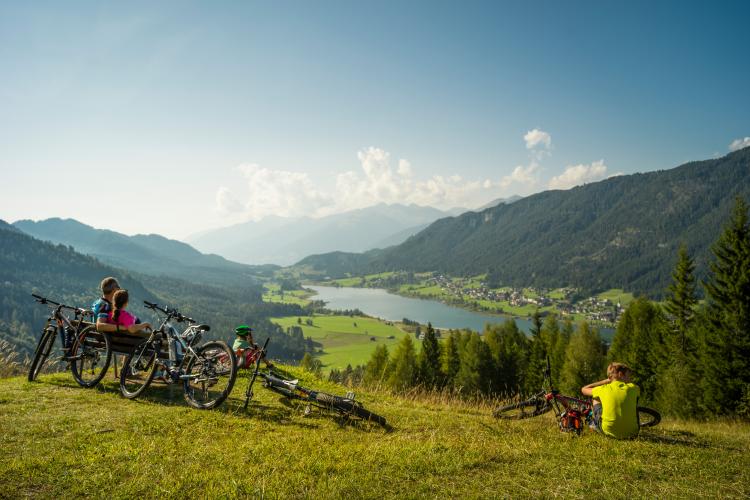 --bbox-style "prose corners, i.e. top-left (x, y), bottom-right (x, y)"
top-left (243, 339), bottom-right (388, 428)
top-left (28, 294), bottom-right (111, 386)
top-left (493, 358), bottom-right (660, 434)
top-left (119, 301), bottom-right (237, 409)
